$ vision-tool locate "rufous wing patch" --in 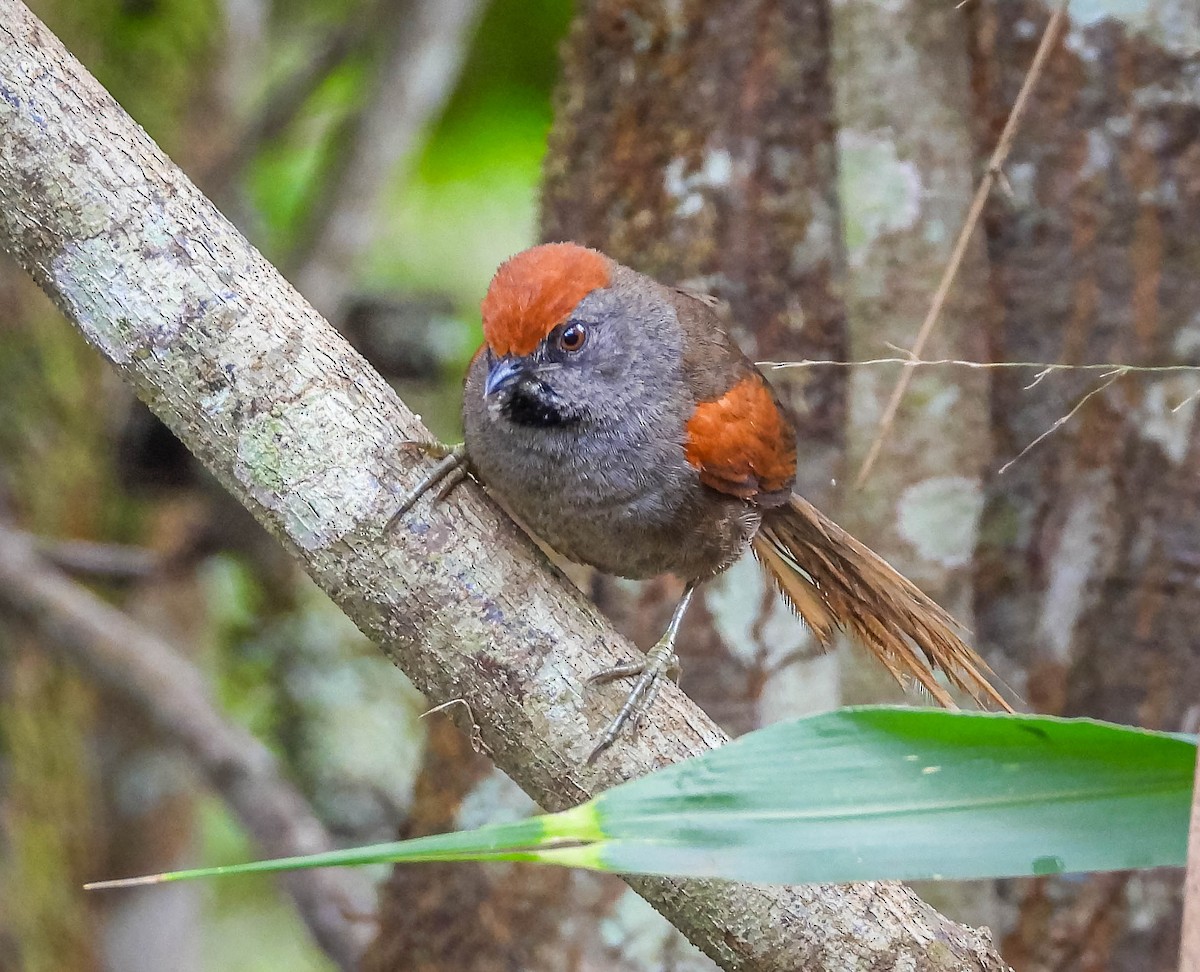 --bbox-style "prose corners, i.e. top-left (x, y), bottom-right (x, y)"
top-left (684, 374), bottom-right (797, 501)
top-left (481, 243), bottom-right (612, 357)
